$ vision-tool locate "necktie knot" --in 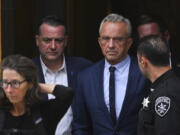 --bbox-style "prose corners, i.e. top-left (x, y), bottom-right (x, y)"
top-left (109, 66), bottom-right (116, 73)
